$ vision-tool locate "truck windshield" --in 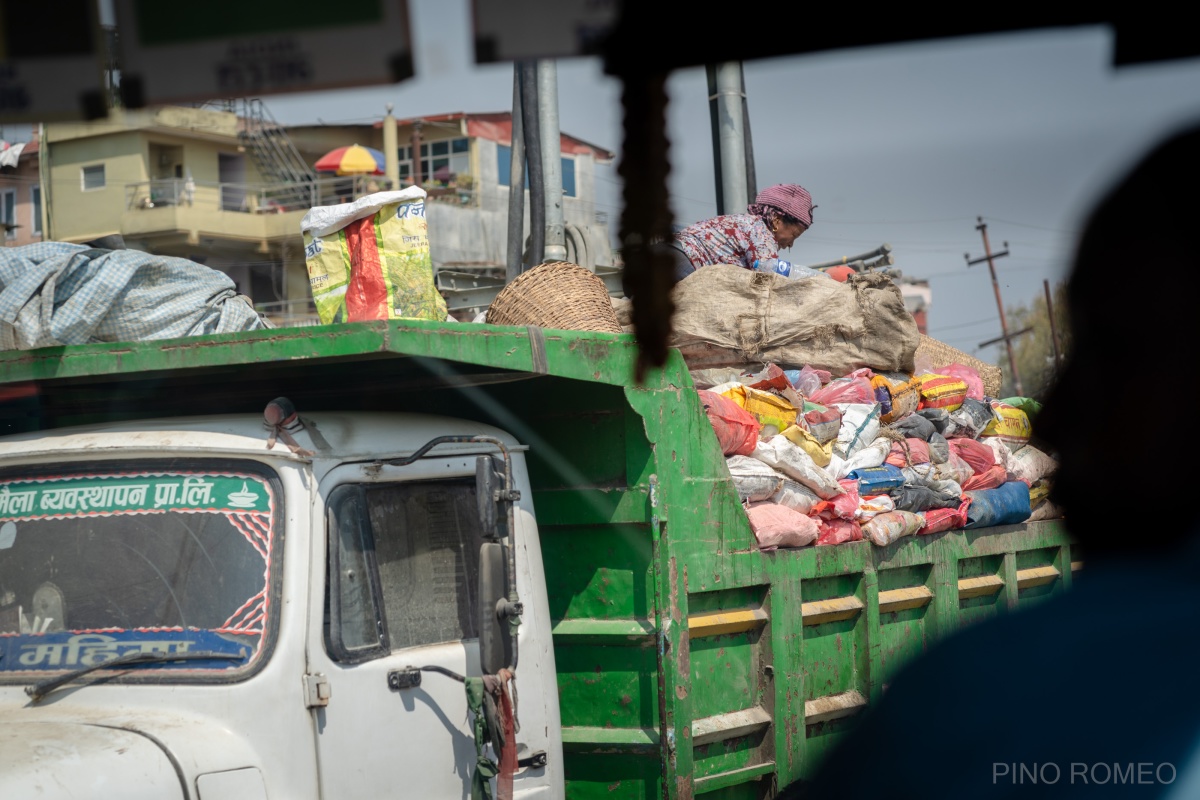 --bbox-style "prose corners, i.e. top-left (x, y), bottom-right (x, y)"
top-left (0, 462), bottom-right (281, 681)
